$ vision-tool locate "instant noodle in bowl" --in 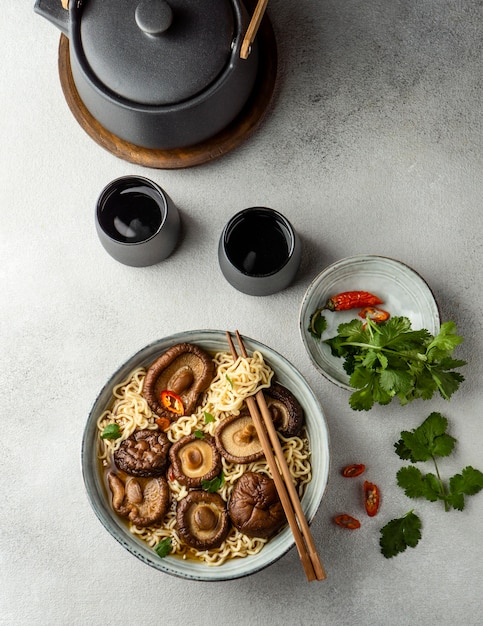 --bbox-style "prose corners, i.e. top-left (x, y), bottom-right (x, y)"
top-left (81, 330), bottom-right (330, 581)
